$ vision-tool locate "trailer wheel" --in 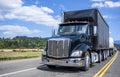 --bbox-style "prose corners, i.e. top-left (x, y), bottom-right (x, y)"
top-left (98, 51), bottom-right (102, 63)
top-left (111, 50), bottom-right (114, 55)
top-left (109, 50), bottom-right (112, 57)
top-left (82, 52), bottom-right (90, 71)
top-left (102, 51), bottom-right (107, 61)
top-left (47, 65), bottom-right (56, 69)
top-left (109, 50), bottom-right (113, 57)
top-left (102, 51), bottom-right (105, 61)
